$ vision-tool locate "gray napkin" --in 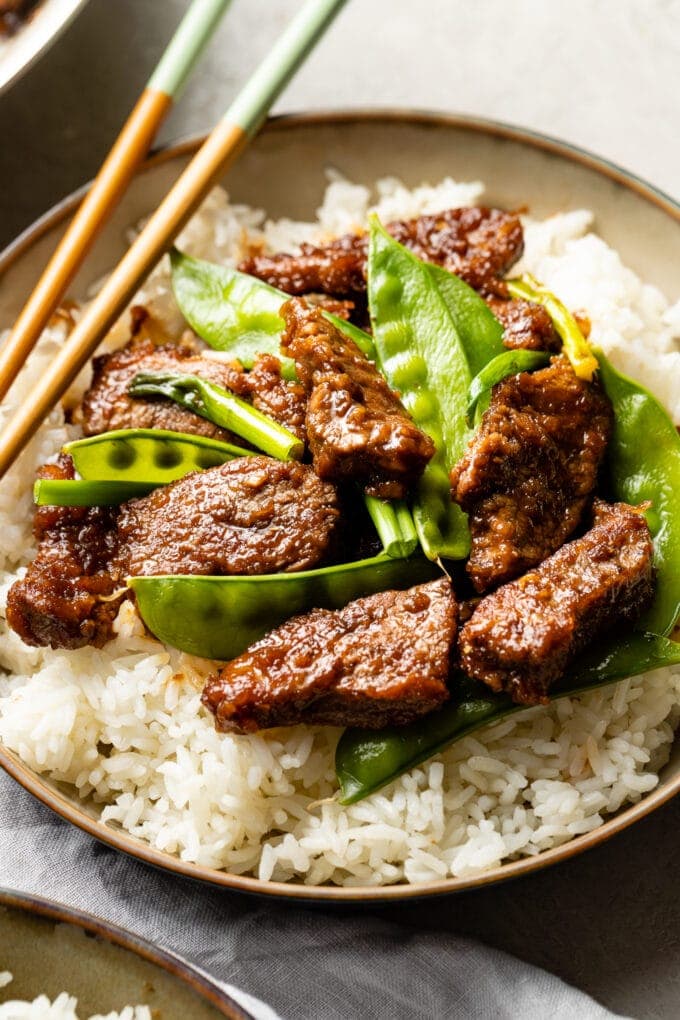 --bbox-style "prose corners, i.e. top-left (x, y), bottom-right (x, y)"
top-left (0, 770), bottom-right (622, 1019)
